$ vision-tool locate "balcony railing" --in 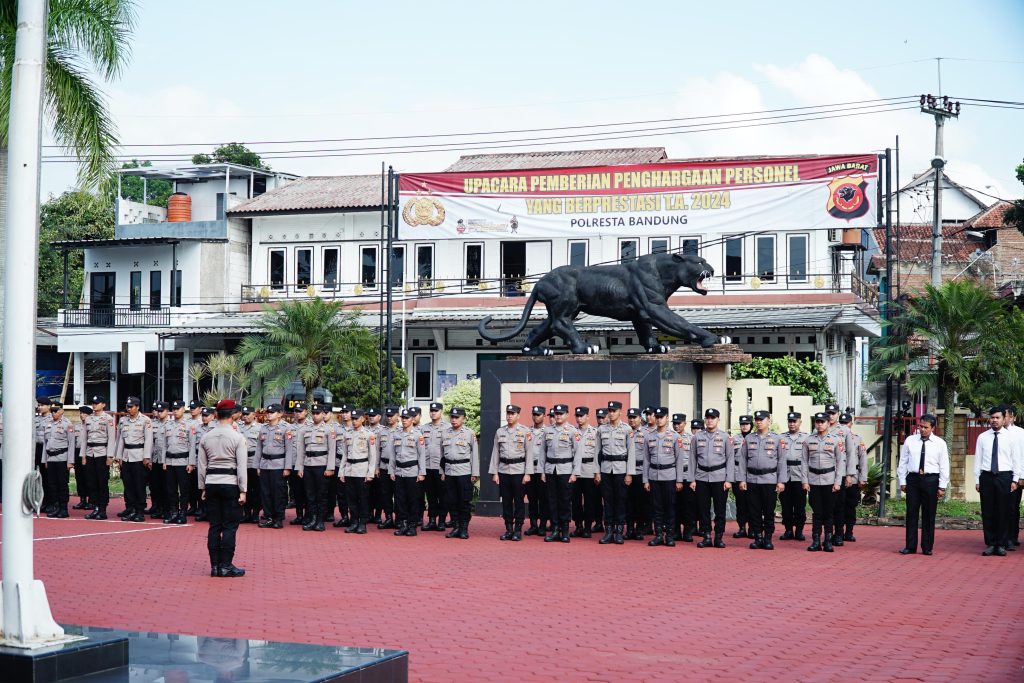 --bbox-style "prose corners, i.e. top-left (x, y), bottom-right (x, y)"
top-left (61, 306), bottom-right (171, 328)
